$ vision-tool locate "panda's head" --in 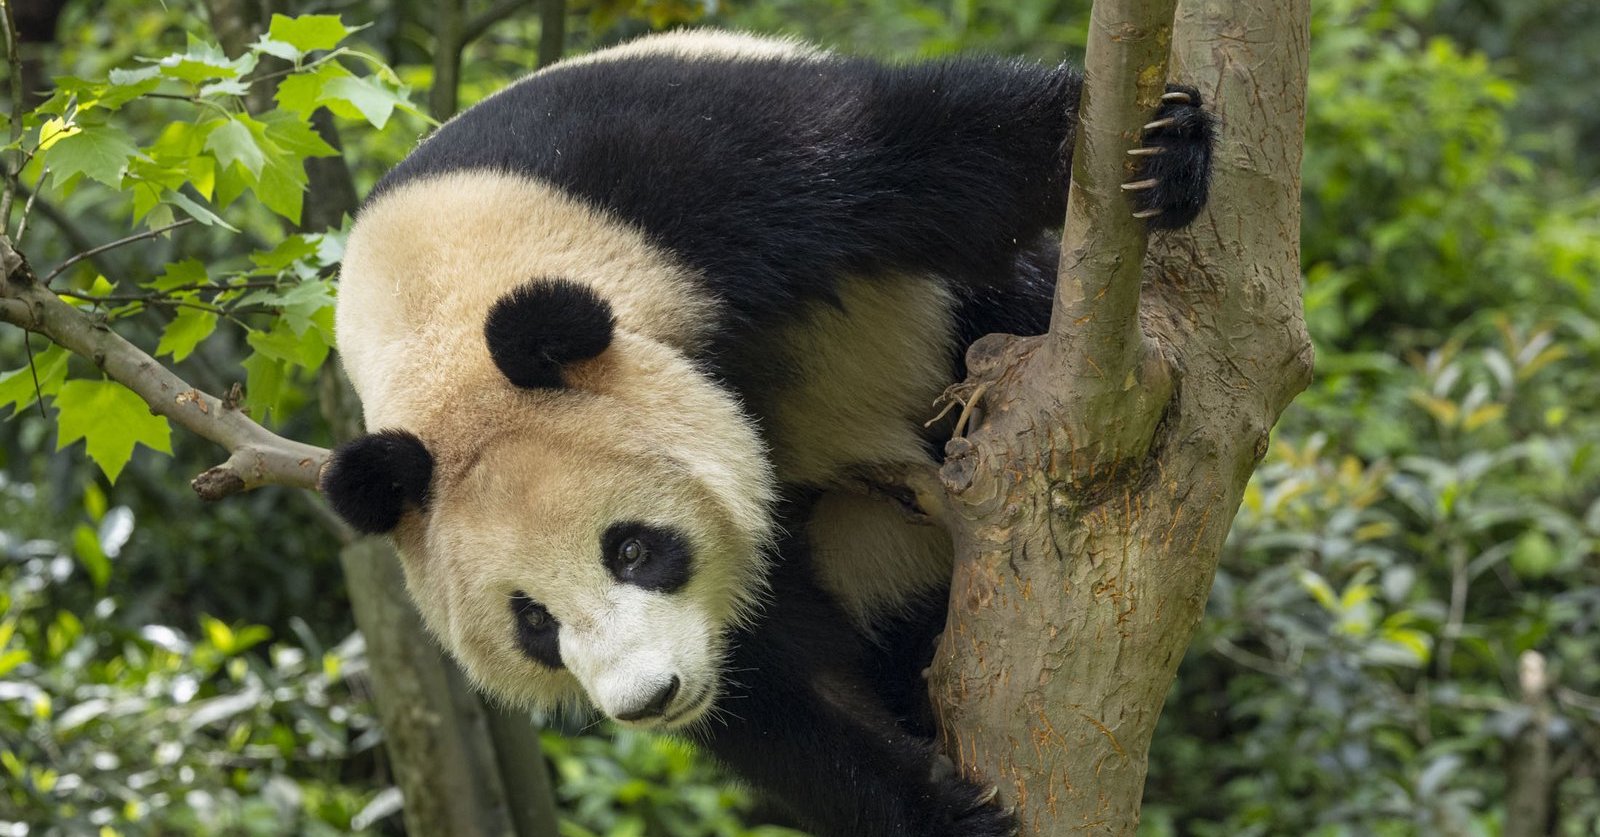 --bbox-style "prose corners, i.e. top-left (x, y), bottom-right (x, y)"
top-left (321, 278), bottom-right (775, 730)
